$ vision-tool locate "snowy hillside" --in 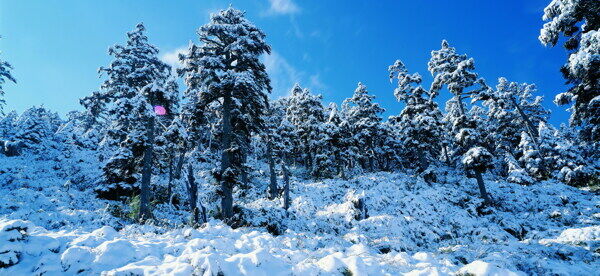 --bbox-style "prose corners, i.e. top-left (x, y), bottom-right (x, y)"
top-left (1, 153), bottom-right (599, 275)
